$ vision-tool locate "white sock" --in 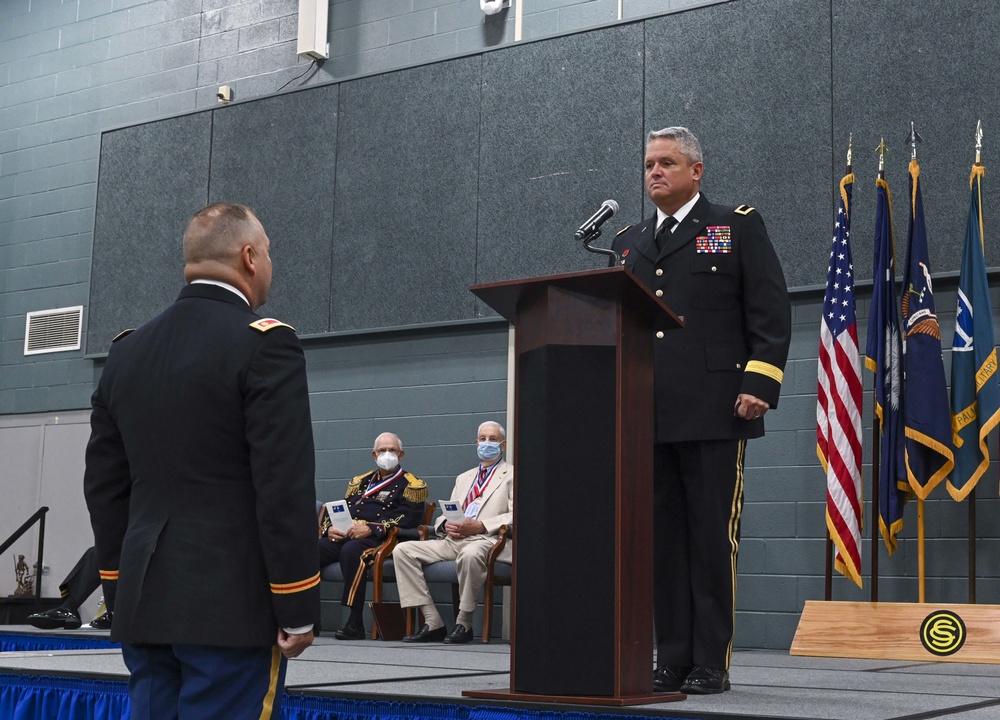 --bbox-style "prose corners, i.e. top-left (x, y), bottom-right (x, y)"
top-left (420, 604), bottom-right (443, 630)
top-left (456, 610), bottom-right (474, 630)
